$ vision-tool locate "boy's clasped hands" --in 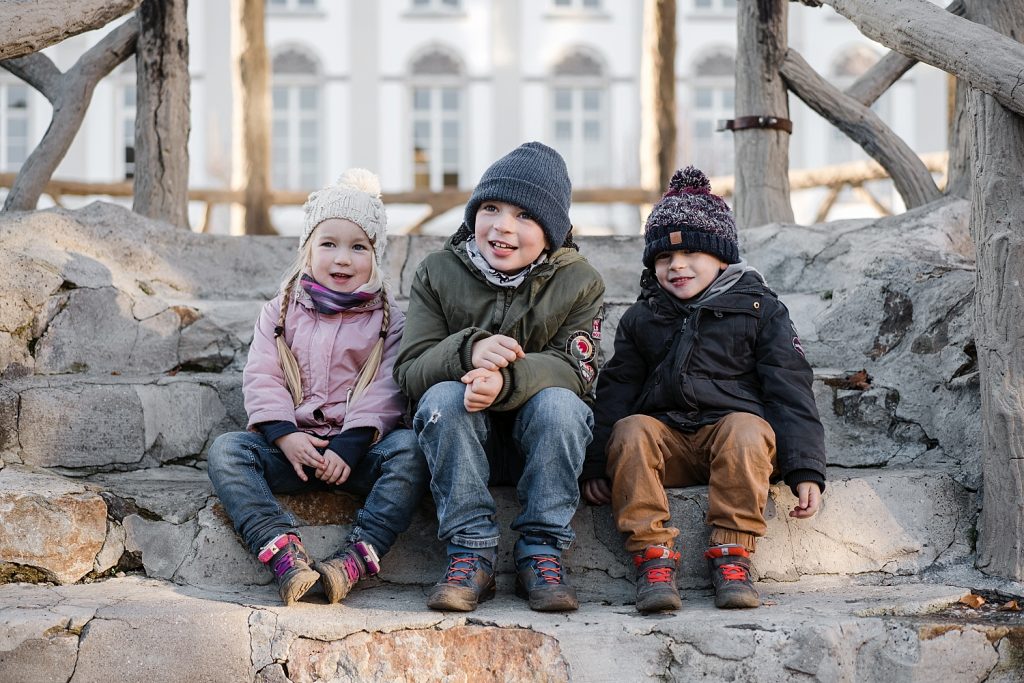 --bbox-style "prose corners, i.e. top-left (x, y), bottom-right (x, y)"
top-left (462, 334), bottom-right (525, 412)
top-left (275, 432), bottom-right (352, 485)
